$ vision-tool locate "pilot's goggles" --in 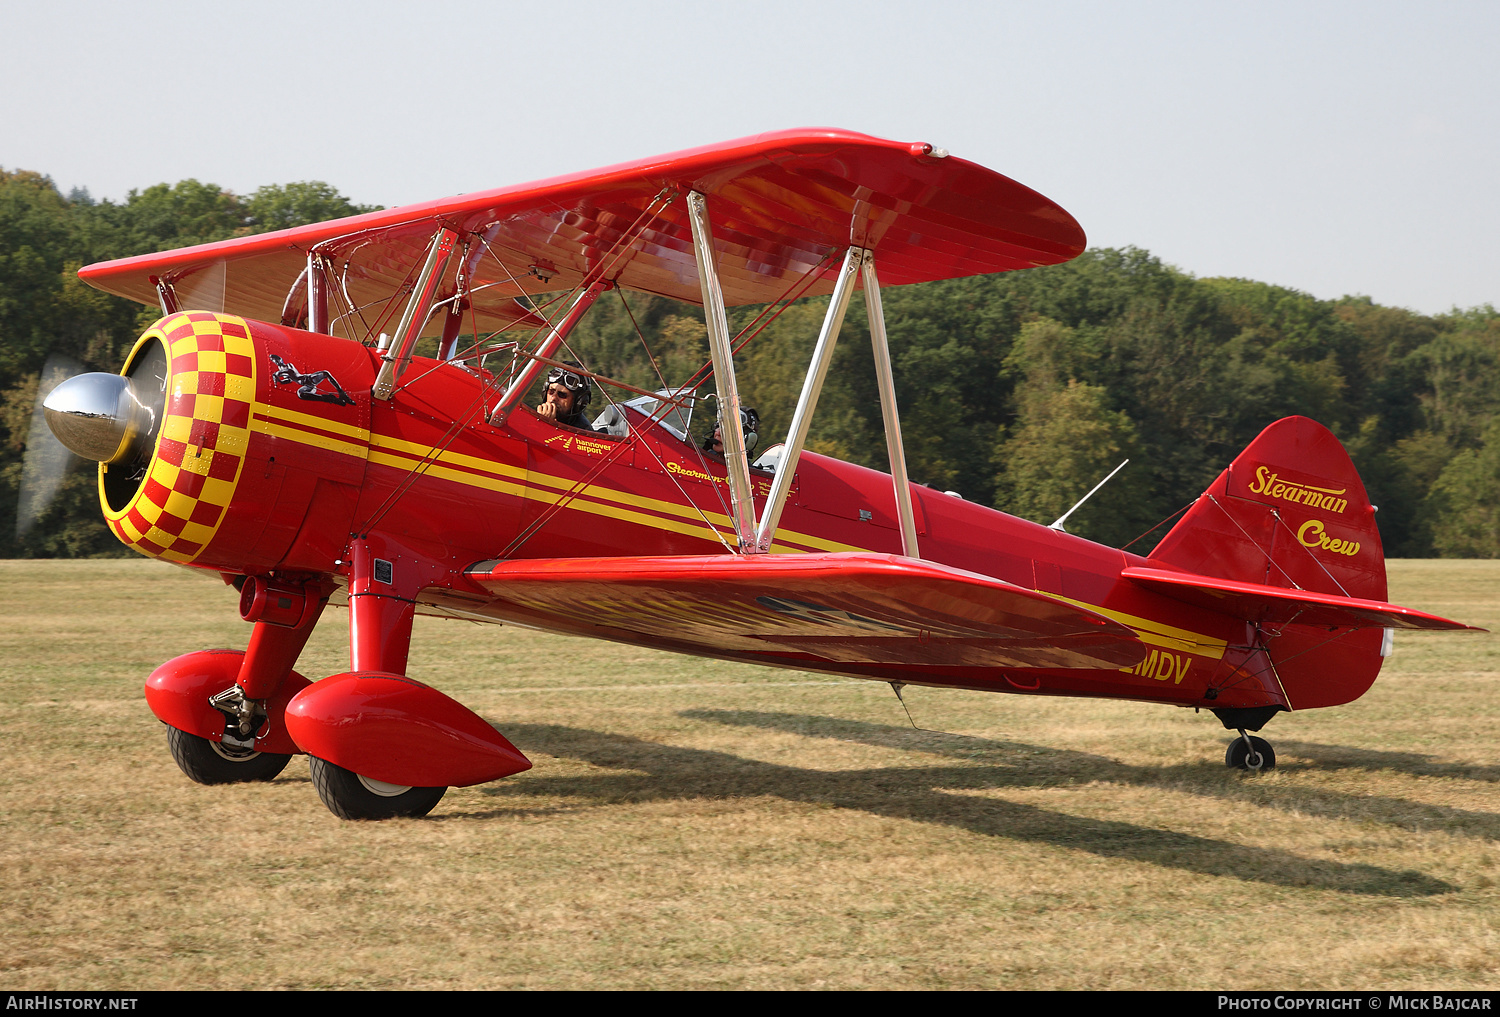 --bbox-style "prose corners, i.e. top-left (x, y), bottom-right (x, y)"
top-left (546, 367), bottom-right (587, 392)
top-left (721, 408), bottom-right (758, 431)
